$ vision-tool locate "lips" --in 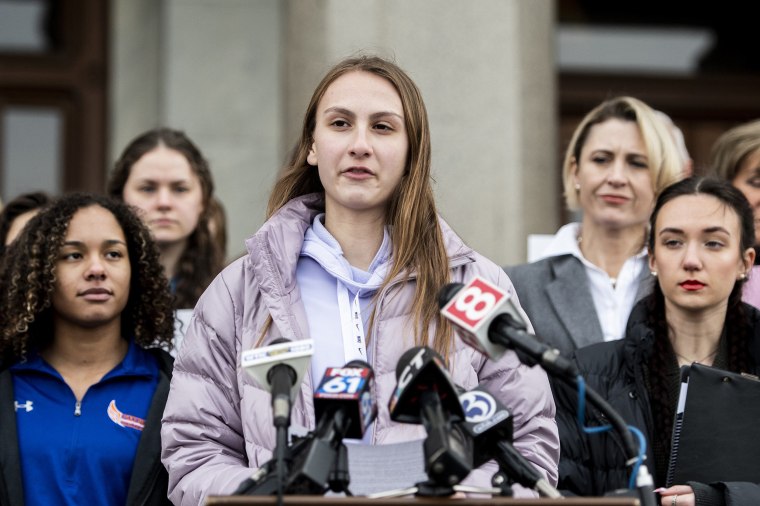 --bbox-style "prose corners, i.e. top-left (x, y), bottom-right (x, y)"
top-left (150, 218), bottom-right (176, 226)
top-left (342, 167), bottom-right (375, 178)
top-left (78, 287), bottom-right (113, 301)
top-left (680, 280), bottom-right (705, 291)
top-left (600, 194), bottom-right (629, 204)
